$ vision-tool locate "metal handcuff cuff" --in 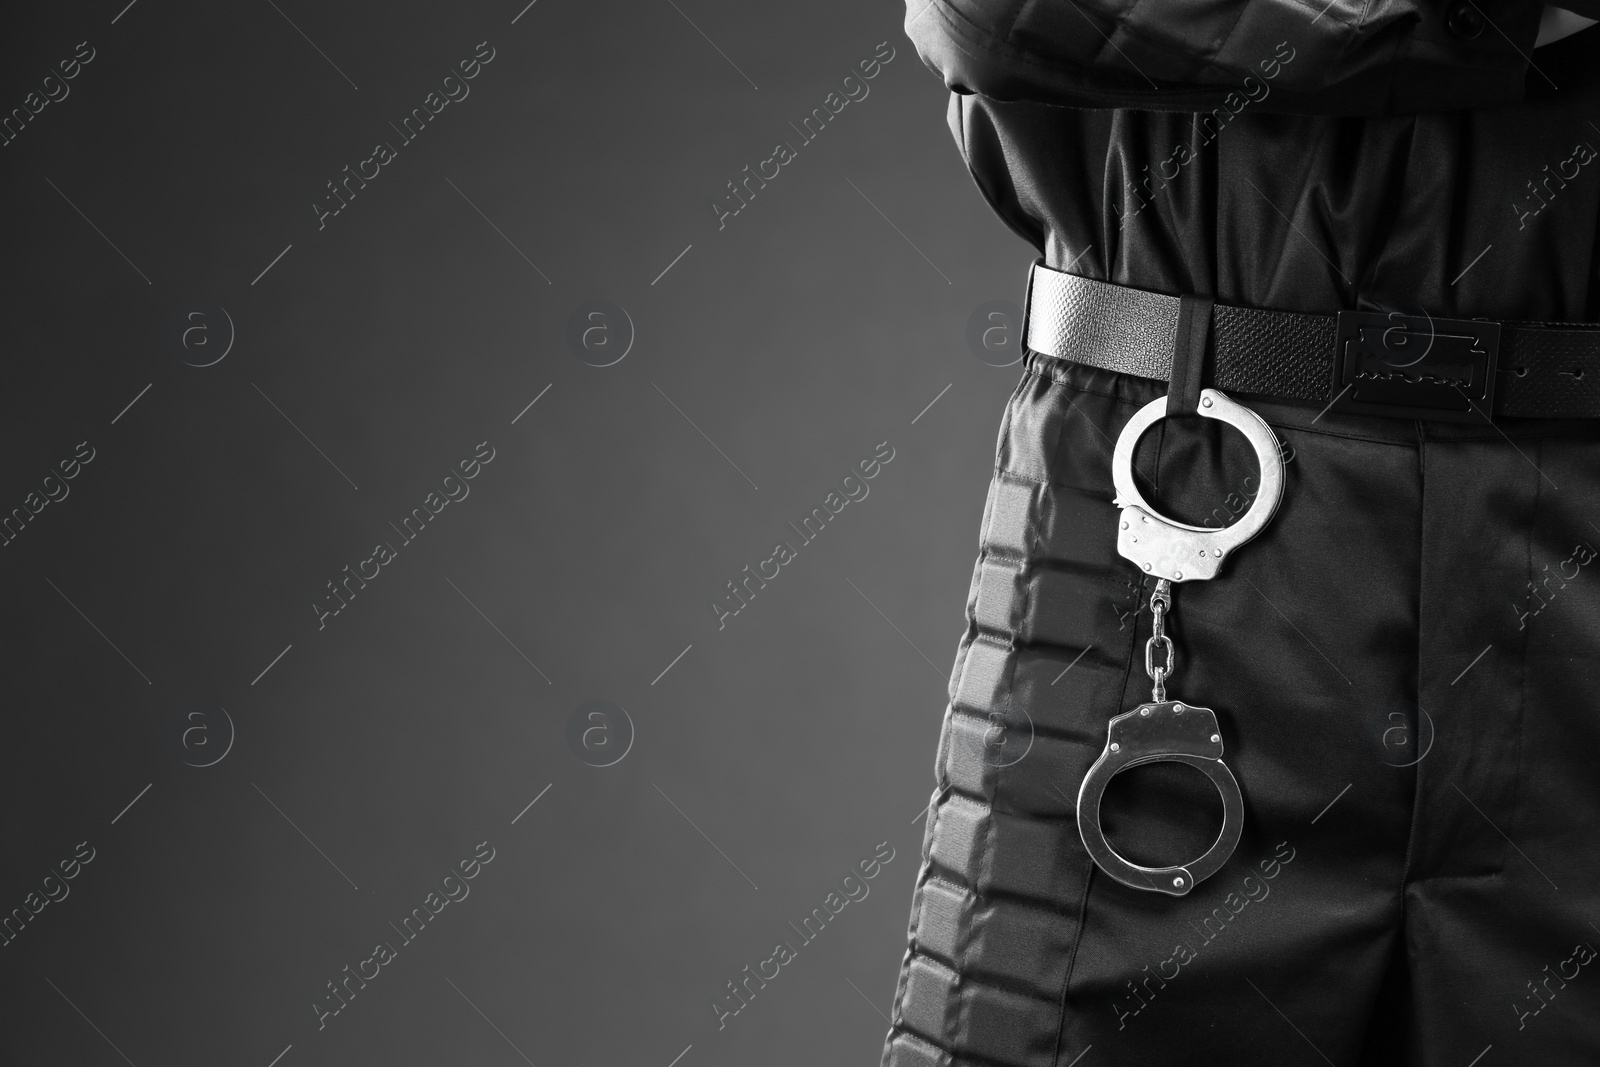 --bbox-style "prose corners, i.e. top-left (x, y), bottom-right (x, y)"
top-left (1075, 386), bottom-right (1285, 897)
